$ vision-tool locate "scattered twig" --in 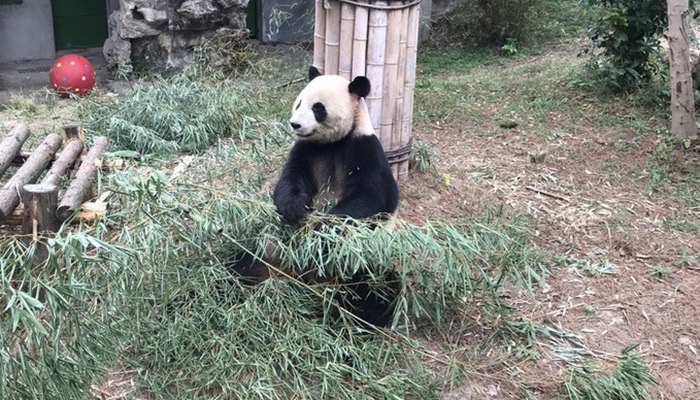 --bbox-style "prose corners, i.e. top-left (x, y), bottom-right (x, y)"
top-left (525, 185), bottom-right (571, 203)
